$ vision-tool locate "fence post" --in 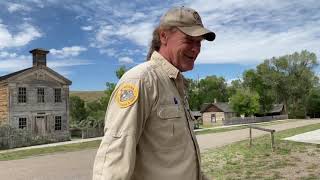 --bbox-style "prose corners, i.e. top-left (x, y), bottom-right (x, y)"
top-left (249, 127), bottom-right (252, 147)
top-left (271, 131), bottom-right (275, 151)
